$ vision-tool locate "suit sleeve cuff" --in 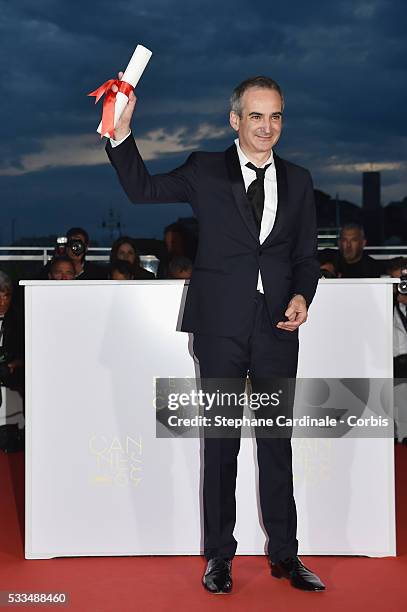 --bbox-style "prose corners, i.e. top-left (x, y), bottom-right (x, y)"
top-left (109, 131), bottom-right (131, 148)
